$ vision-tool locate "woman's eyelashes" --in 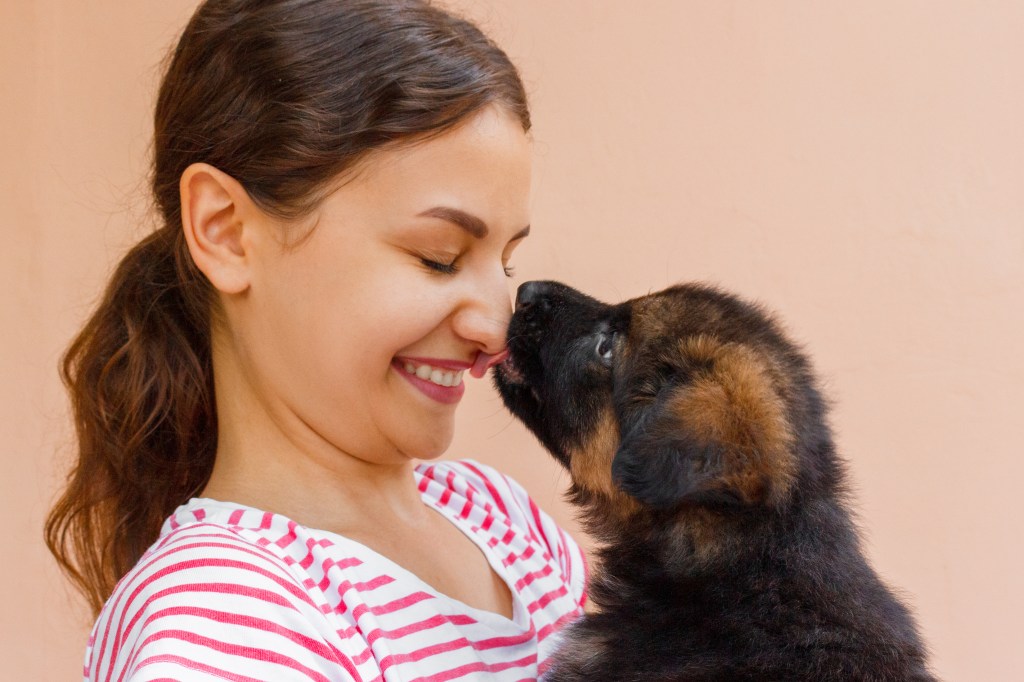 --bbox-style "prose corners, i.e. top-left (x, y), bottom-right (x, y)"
top-left (420, 257), bottom-right (459, 275)
top-left (419, 257), bottom-right (516, 278)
